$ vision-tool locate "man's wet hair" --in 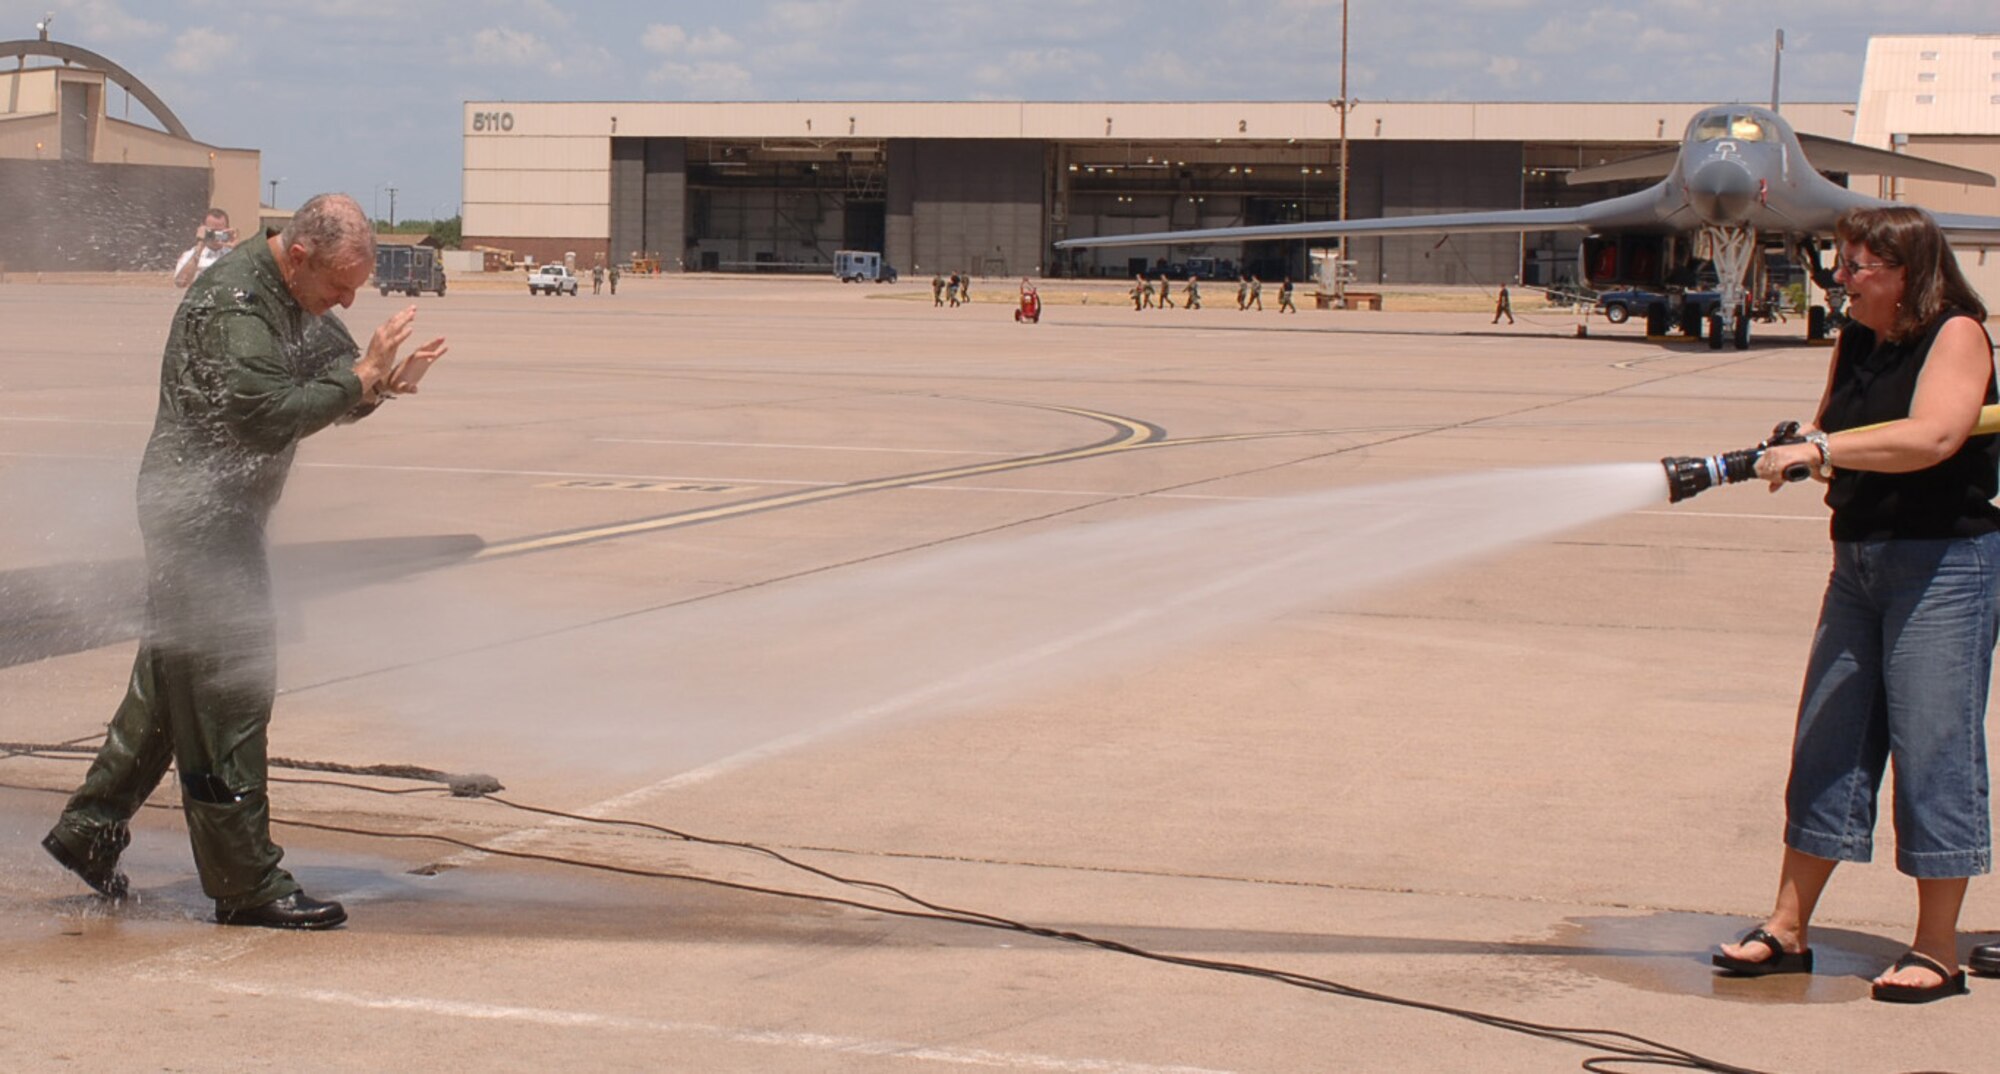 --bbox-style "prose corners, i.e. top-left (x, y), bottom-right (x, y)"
top-left (279, 194), bottom-right (375, 268)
